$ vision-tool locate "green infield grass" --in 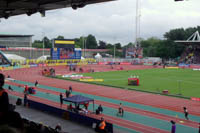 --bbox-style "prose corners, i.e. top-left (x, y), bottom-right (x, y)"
top-left (57, 68), bottom-right (200, 98)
